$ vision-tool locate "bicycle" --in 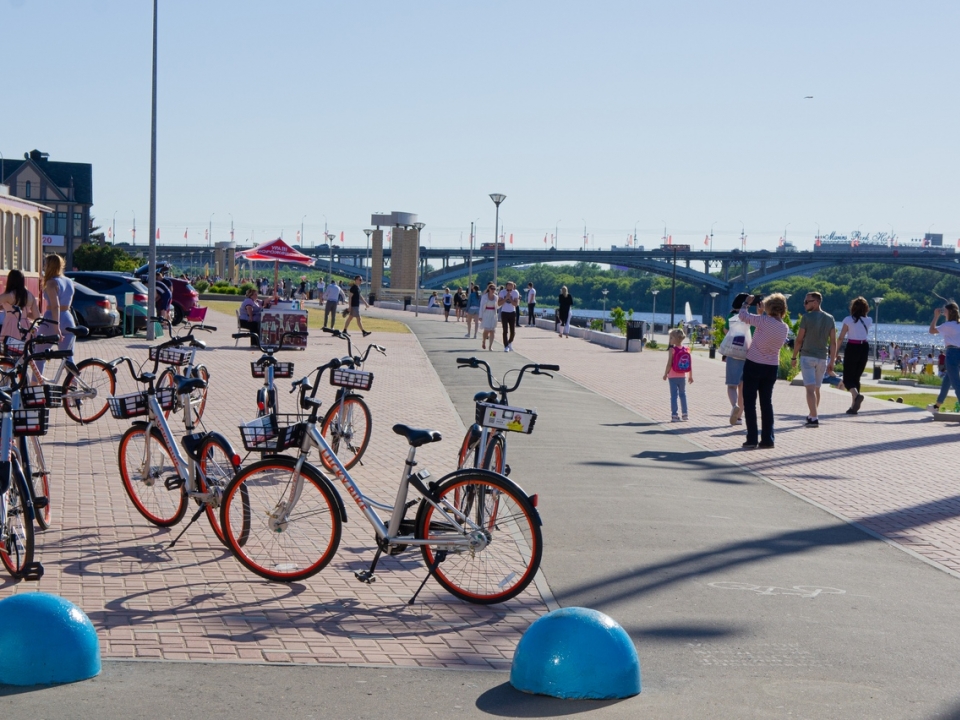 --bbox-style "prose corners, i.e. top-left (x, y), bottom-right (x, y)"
top-left (231, 330), bottom-right (309, 417)
top-left (220, 357), bottom-right (543, 605)
top-left (455, 357), bottom-right (559, 476)
top-left (317, 328), bottom-right (386, 470)
top-left (150, 318), bottom-right (216, 423)
top-left (0, 335), bottom-right (69, 579)
top-left (0, 307), bottom-right (108, 424)
top-left (109, 359), bottom-right (247, 547)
